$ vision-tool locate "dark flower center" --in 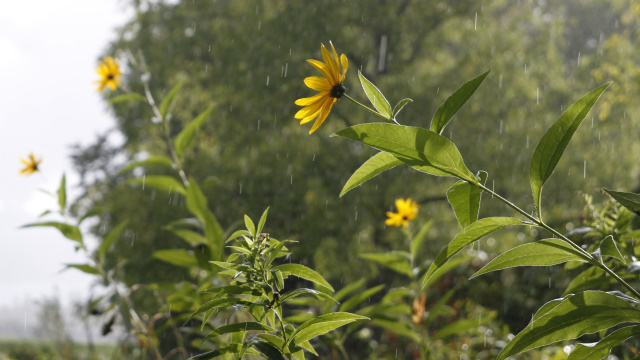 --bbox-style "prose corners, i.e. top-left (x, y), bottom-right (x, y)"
top-left (402, 215), bottom-right (408, 220)
top-left (330, 83), bottom-right (346, 99)
top-left (107, 74), bottom-right (114, 80)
